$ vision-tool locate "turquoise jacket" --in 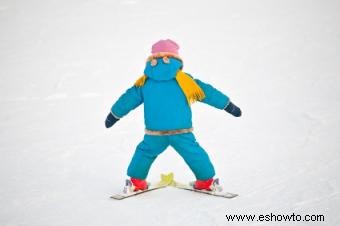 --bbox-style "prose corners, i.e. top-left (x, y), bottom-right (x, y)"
top-left (111, 58), bottom-right (229, 131)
